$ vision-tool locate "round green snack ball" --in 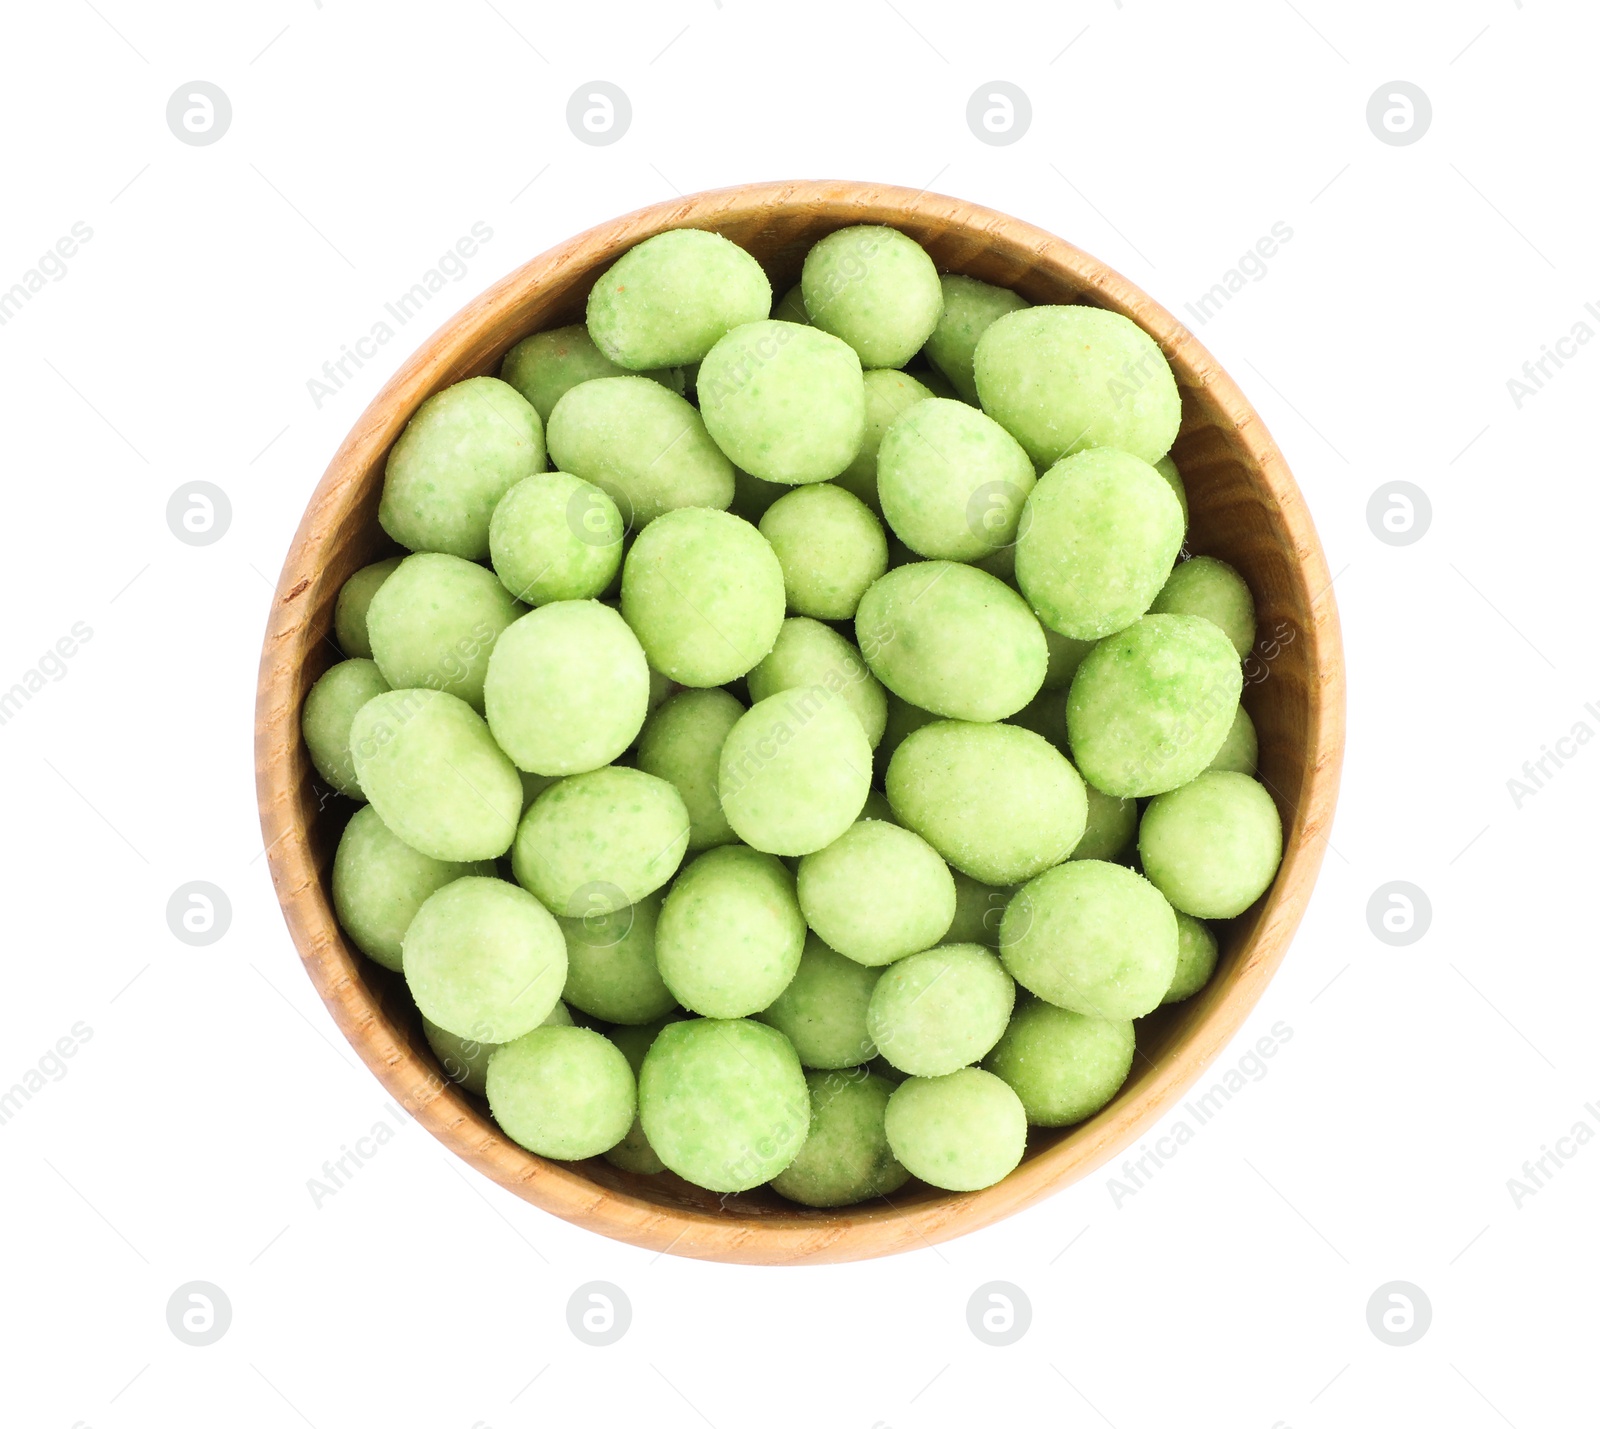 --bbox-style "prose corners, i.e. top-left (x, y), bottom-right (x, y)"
top-left (331, 804), bottom-right (489, 971)
top-left (771, 283), bottom-right (810, 325)
top-left (303, 658), bottom-right (390, 797)
top-left (883, 1068), bottom-right (1026, 1192)
top-left (603, 1020), bottom-right (674, 1173)
top-left (1207, 704), bottom-right (1259, 775)
top-left (487, 1025), bottom-right (636, 1159)
top-left (944, 868), bottom-right (1011, 948)
top-left (403, 876), bottom-right (567, 1041)
top-left (1139, 770), bottom-right (1283, 918)
top-left (835, 369), bottom-right (934, 511)
top-left (877, 399), bottom-right (1036, 561)
top-left (489, 472), bottom-right (624, 606)
top-left (856, 562), bottom-right (1046, 721)
top-left (748, 617), bottom-right (886, 748)
top-left (867, 943), bottom-right (1015, 1077)
top-left (587, 229), bottom-right (772, 369)
top-left (620, 506), bottom-right (786, 686)
top-left (334, 556), bottom-right (402, 658)
top-left (512, 766), bottom-right (690, 916)
top-left (1165, 912), bottom-right (1220, 1004)
top-left (1150, 555), bottom-right (1257, 659)
top-left (801, 226), bottom-right (942, 369)
top-left (1154, 453), bottom-right (1189, 532)
top-left (499, 324), bottom-right (681, 422)
top-left (770, 1070), bottom-right (909, 1207)
top-left (1066, 614), bottom-right (1243, 797)
top-left (656, 846), bottom-right (806, 1018)
top-left (717, 687), bottom-right (872, 856)
top-left (484, 601), bottom-right (648, 775)
top-left (729, 466), bottom-right (789, 523)
top-left (796, 819), bottom-right (956, 967)
top-left (1072, 782), bottom-right (1139, 863)
top-left (558, 892), bottom-right (677, 1025)
top-left (698, 321), bottom-right (865, 485)
top-left (1000, 860), bottom-right (1178, 1019)
top-left (973, 305), bottom-right (1181, 467)
top-left (887, 720), bottom-right (1087, 885)
top-left (636, 688), bottom-right (745, 850)
top-left (547, 376), bottom-right (734, 529)
top-left (758, 935), bottom-right (882, 1069)
top-left (638, 1018), bottom-right (810, 1193)
top-left (366, 553), bottom-right (524, 713)
top-left (349, 689), bottom-right (523, 861)
top-left (758, 484), bottom-right (887, 620)
top-left (982, 999), bottom-right (1136, 1127)
top-left (380, 376), bottom-right (545, 560)
top-left (1015, 448), bottom-right (1184, 641)
top-left (924, 274), bottom-right (1030, 403)
top-left (424, 1000), bottom-right (570, 1099)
